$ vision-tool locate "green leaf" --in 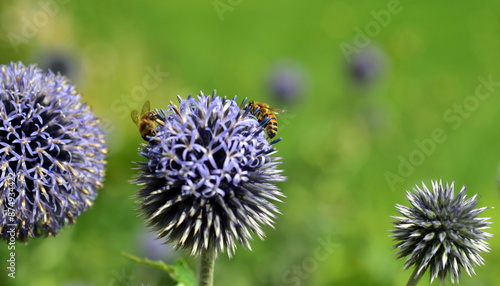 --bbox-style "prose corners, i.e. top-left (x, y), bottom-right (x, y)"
top-left (122, 252), bottom-right (196, 286)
